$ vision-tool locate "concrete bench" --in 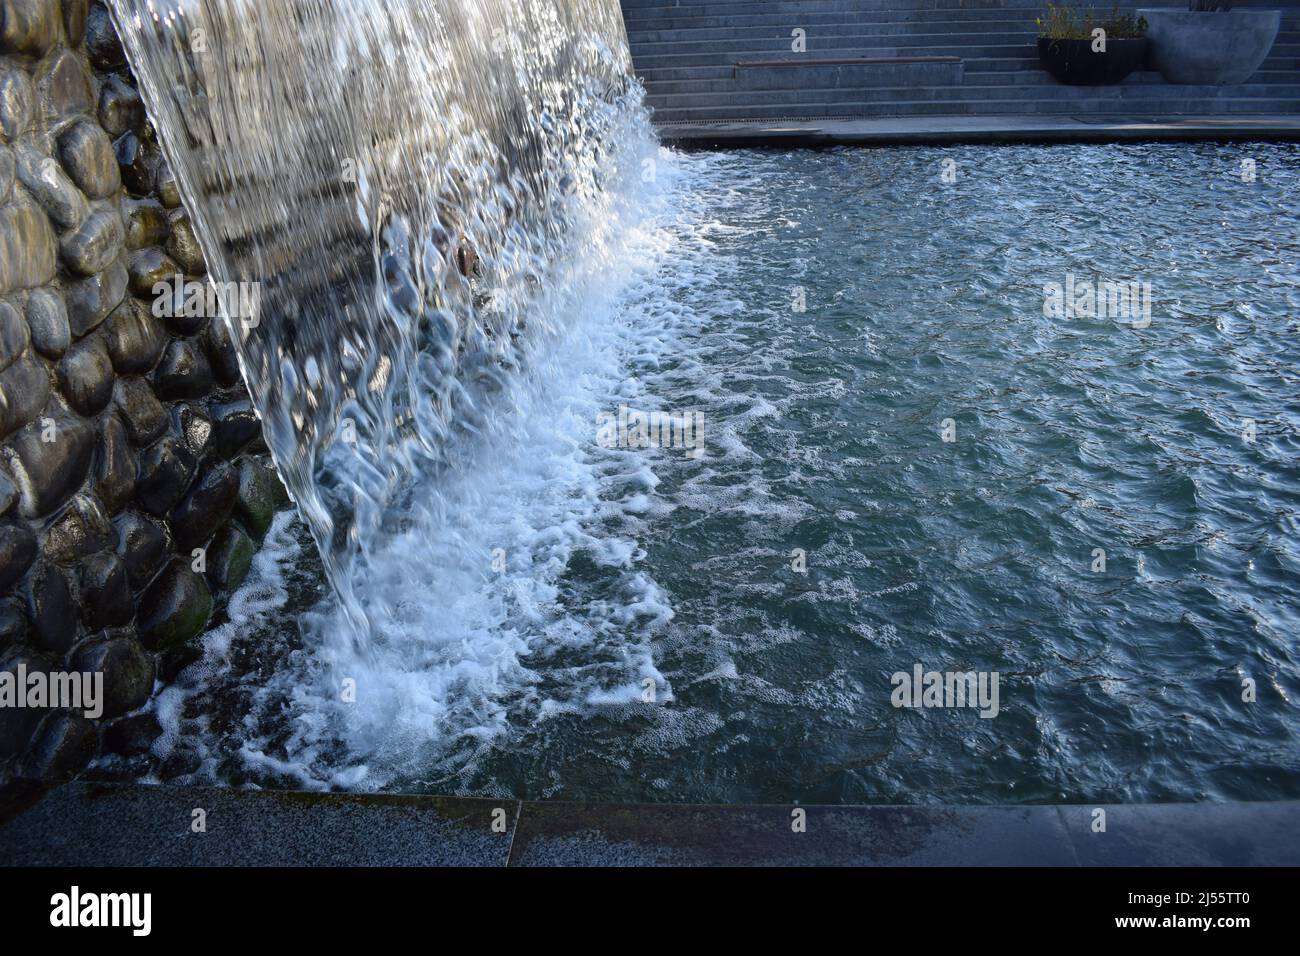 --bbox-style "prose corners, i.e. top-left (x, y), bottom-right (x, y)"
top-left (734, 55), bottom-right (964, 90)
